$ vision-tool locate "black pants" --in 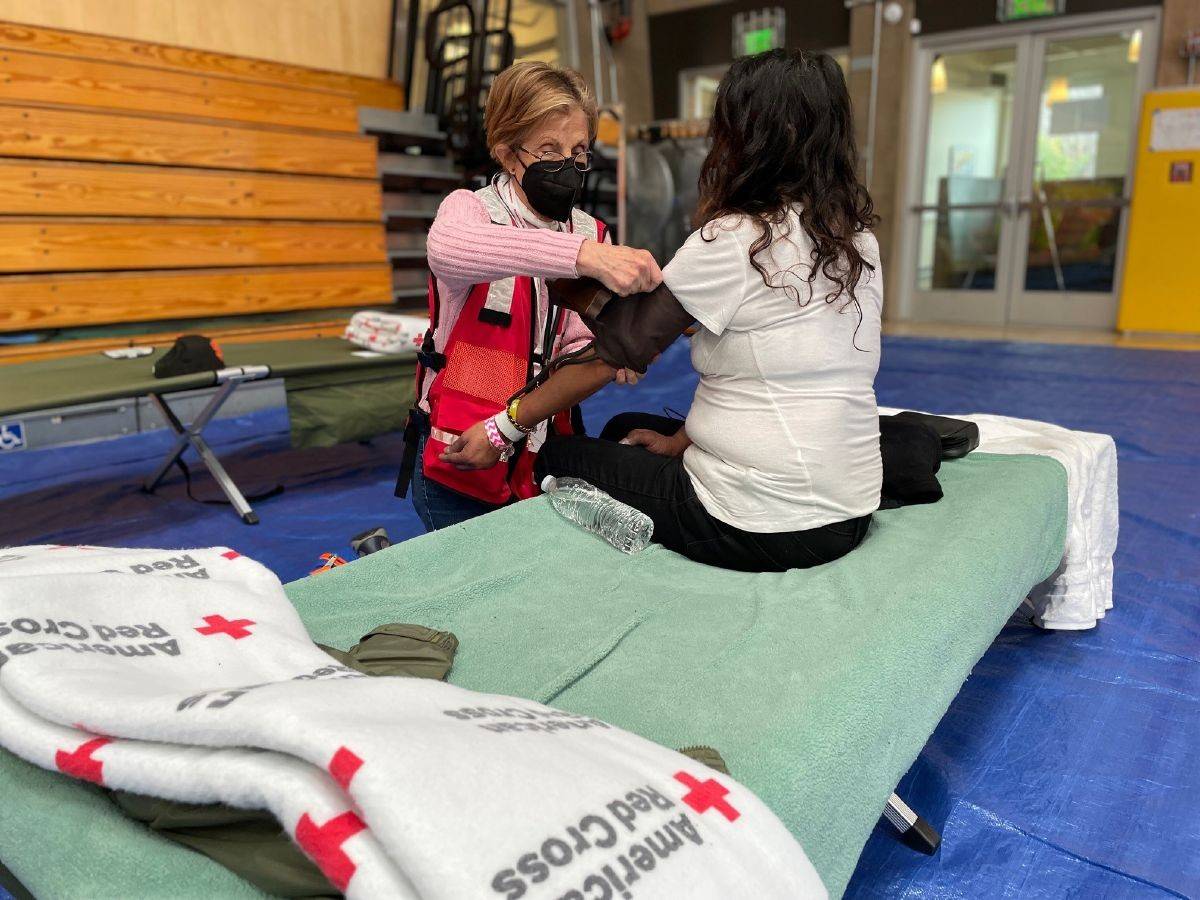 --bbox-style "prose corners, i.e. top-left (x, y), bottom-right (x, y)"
top-left (535, 412), bottom-right (872, 572)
